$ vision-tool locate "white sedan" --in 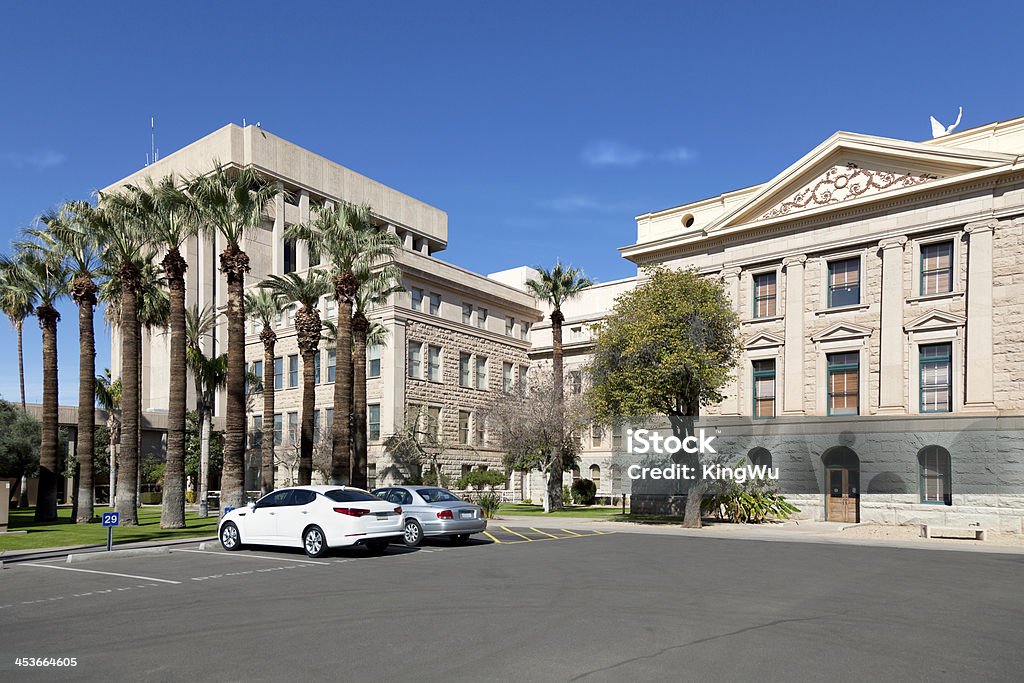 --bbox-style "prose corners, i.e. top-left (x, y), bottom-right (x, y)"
top-left (218, 485), bottom-right (405, 558)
